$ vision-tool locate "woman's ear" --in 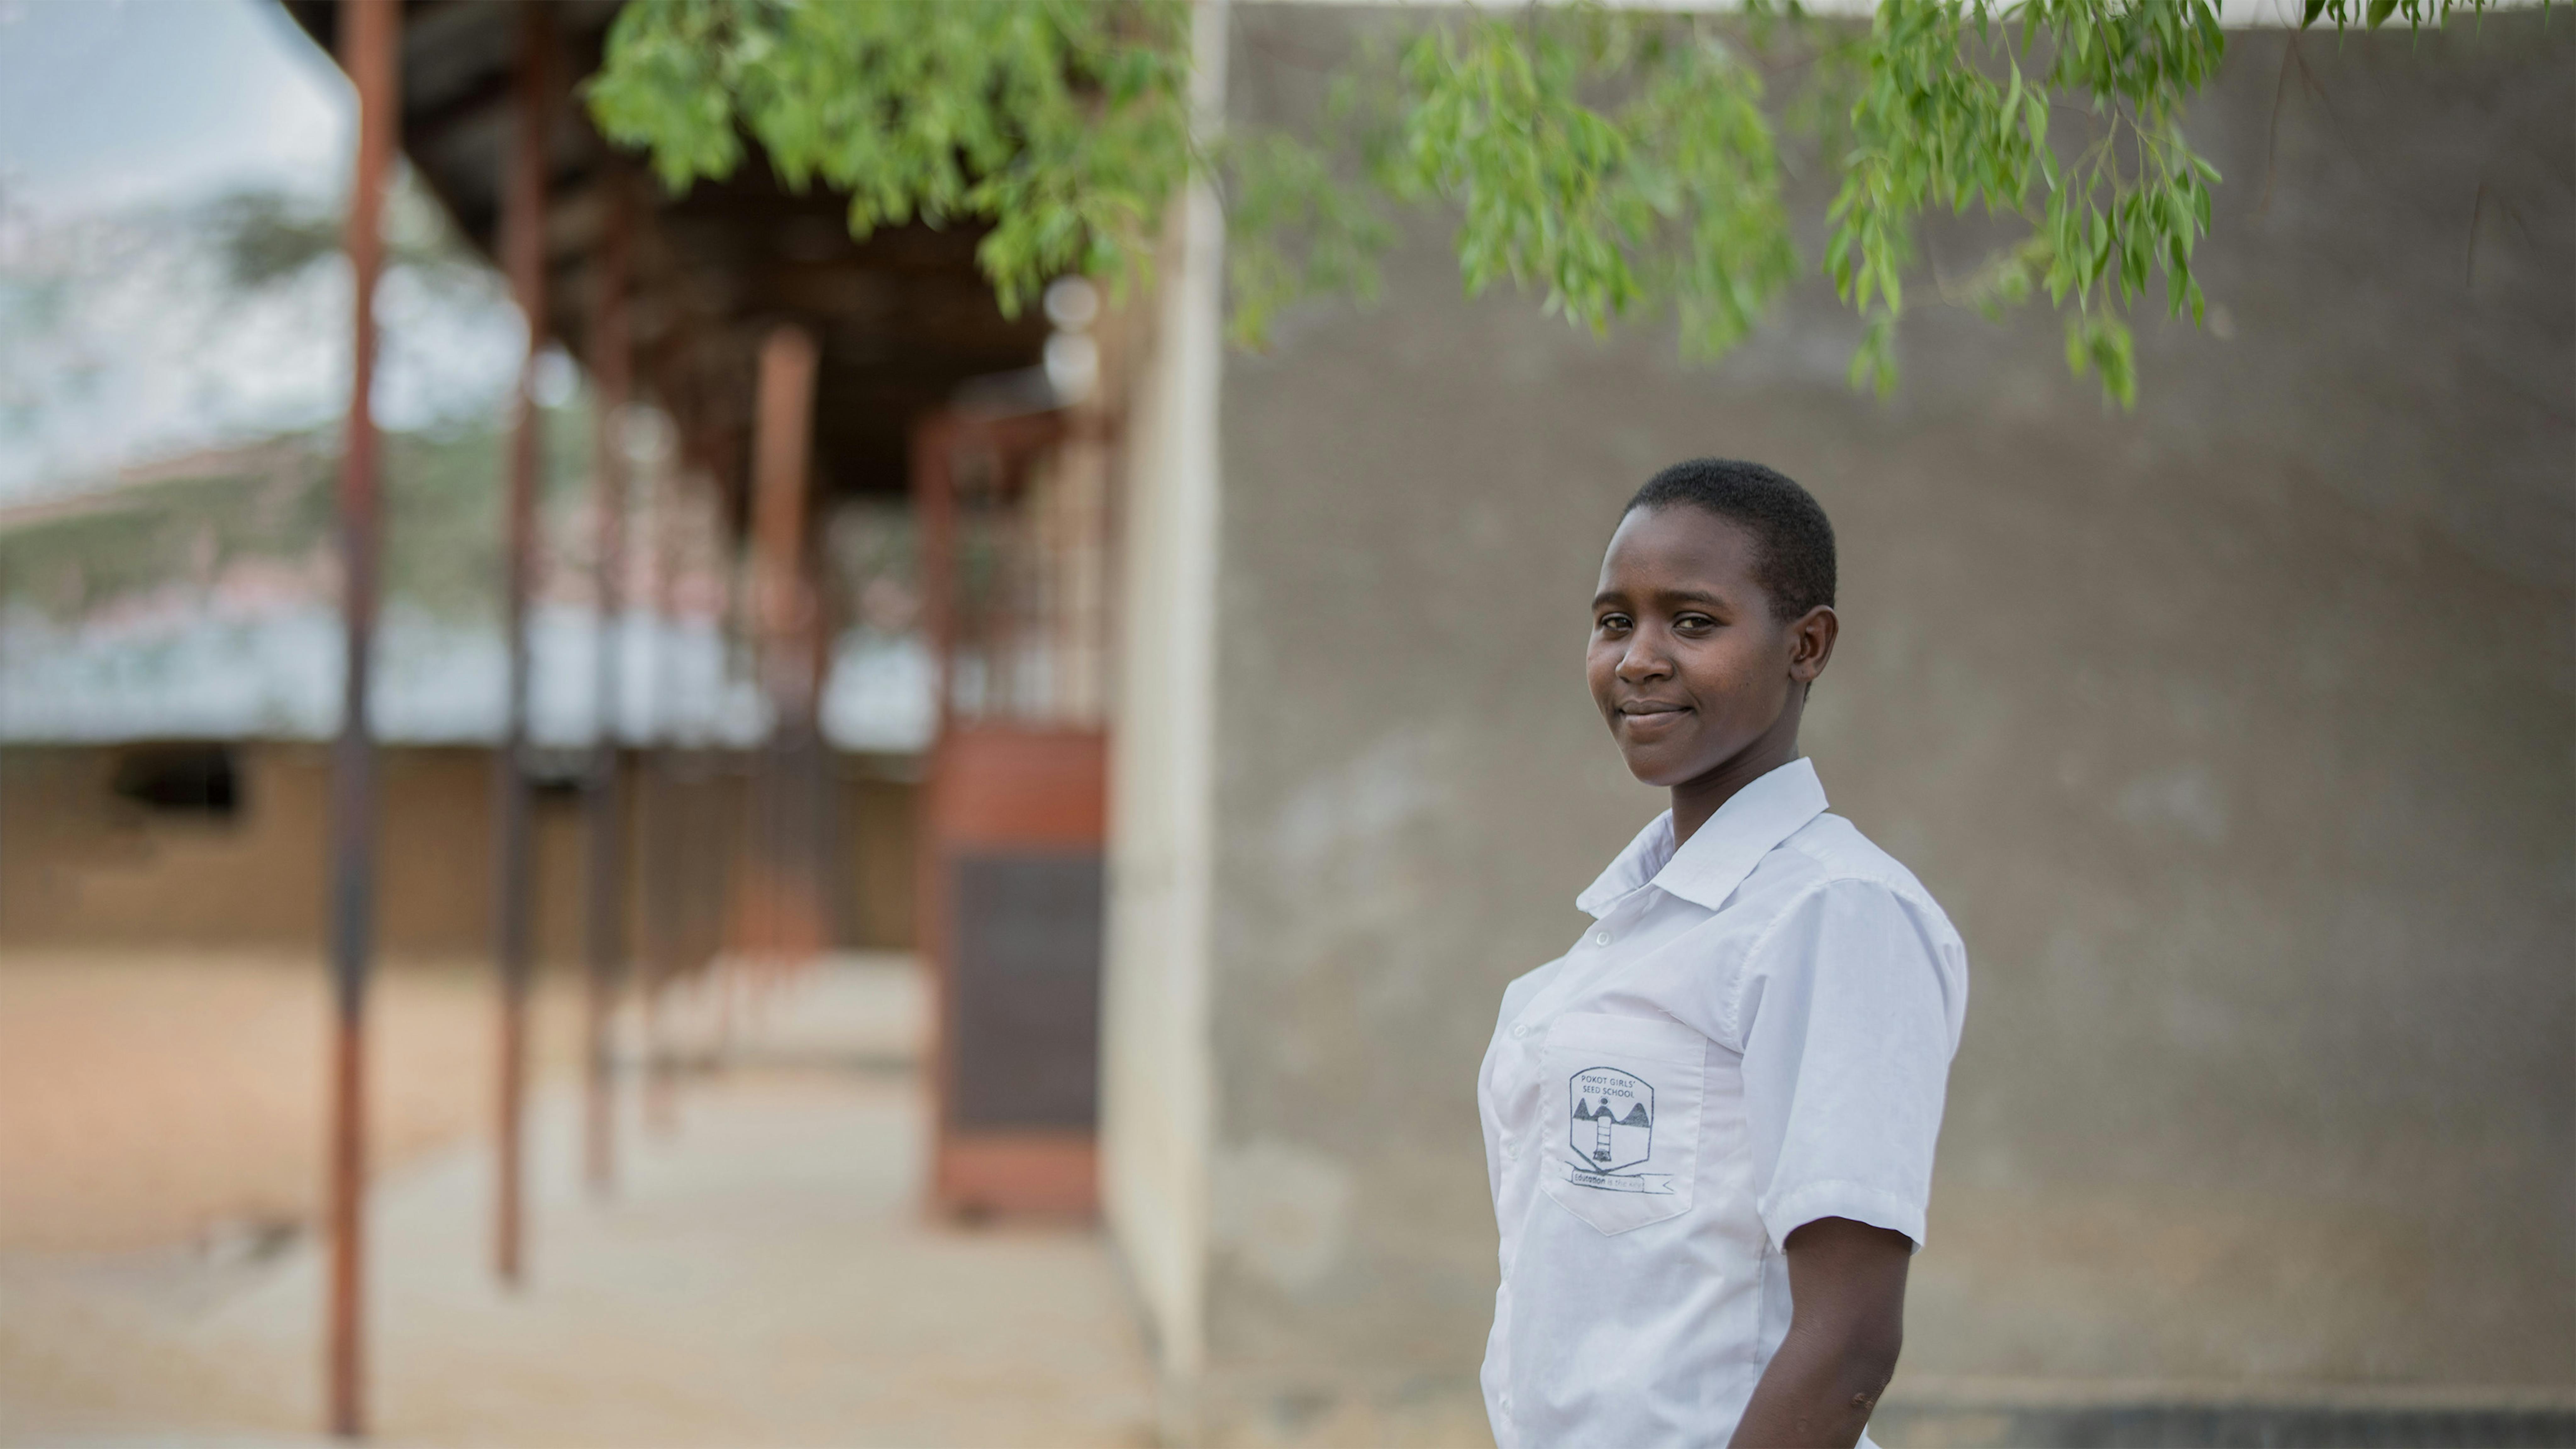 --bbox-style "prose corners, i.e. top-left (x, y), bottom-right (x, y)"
top-left (1789, 606), bottom-right (1839, 684)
